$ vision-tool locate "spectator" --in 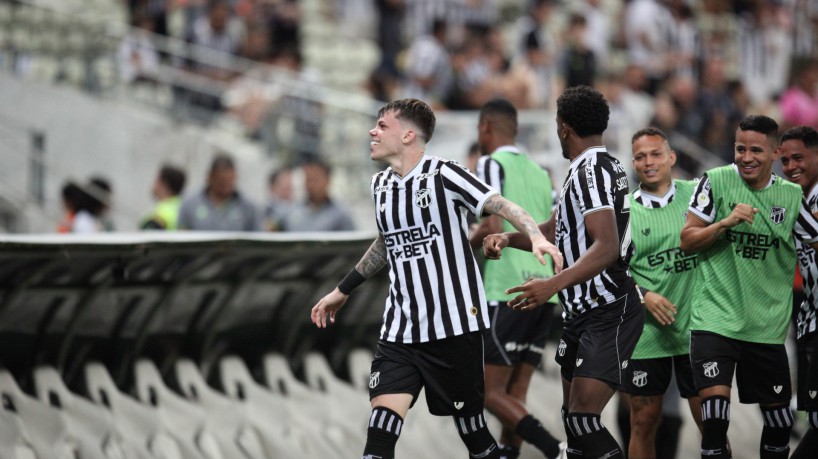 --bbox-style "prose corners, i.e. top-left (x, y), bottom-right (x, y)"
top-left (178, 153), bottom-right (261, 231)
top-left (57, 182), bottom-right (82, 234)
top-left (780, 58), bottom-right (818, 131)
top-left (401, 18), bottom-right (453, 108)
top-left (89, 177), bottom-right (114, 232)
top-left (581, 0), bottom-right (611, 72)
top-left (375, 0), bottom-right (406, 75)
top-left (624, 0), bottom-right (674, 94)
top-left (560, 13), bottom-right (595, 89)
top-left (280, 160), bottom-right (355, 232)
top-left (187, 0), bottom-right (246, 79)
top-left (142, 165), bottom-right (187, 230)
top-left (264, 166), bottom-right (293, 232)
top-left (737, 0), bottom-right (792, 109)
top-left (512, 0), bottom-right (558, 108)
top-left (117, 9), bottom-right (160, 84)
top-left (62, 178), bottom-right (111, 234)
